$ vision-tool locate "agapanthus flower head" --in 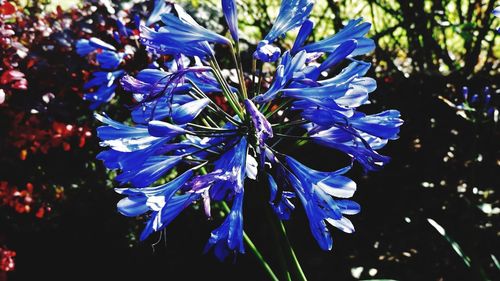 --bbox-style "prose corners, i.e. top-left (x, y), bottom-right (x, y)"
top-left (75, 1), bottom-right (171, 109)
top-left (440, 85), bottom-right (498, 123)
top-left (94, 0), bottom-right (402, 261)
